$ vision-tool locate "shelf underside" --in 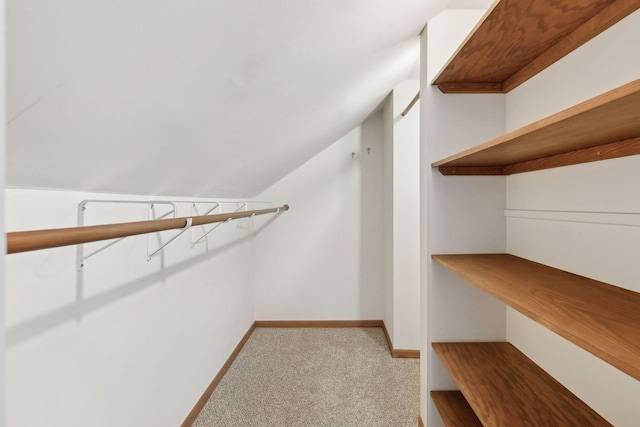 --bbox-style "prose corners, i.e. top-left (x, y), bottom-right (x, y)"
top-left (433, 342), bottom-right (612, 426)
top-left (432, 253), bottom-right (640, 381)
top-left (431, 390), bottom-right (482, 427)
top-left (432, 0), bottom-right (640, 93)
top-left (432, 79), bottom-right (640, 175)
